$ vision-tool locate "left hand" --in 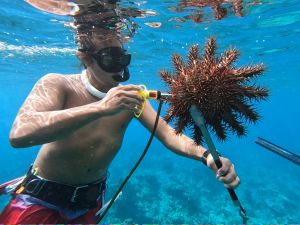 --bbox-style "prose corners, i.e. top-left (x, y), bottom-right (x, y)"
top-left (207, 154), bottom-right (240, 189)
